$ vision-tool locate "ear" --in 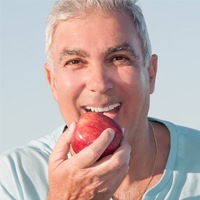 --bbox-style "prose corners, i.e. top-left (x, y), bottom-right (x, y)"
top-left (148, 54), bottom-right (158, 94)
top-left (44, 63), bottom-right (58, 100)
